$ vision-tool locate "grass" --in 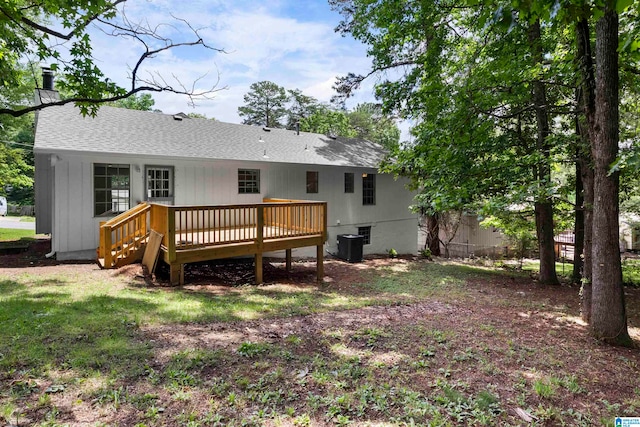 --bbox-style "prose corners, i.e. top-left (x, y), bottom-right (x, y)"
top-left (523, 258), bottom-right (640, 286)
top-left (0, 258), bottom-right (638, 426)
top-left (0, 228), bottom-right (35, 242)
